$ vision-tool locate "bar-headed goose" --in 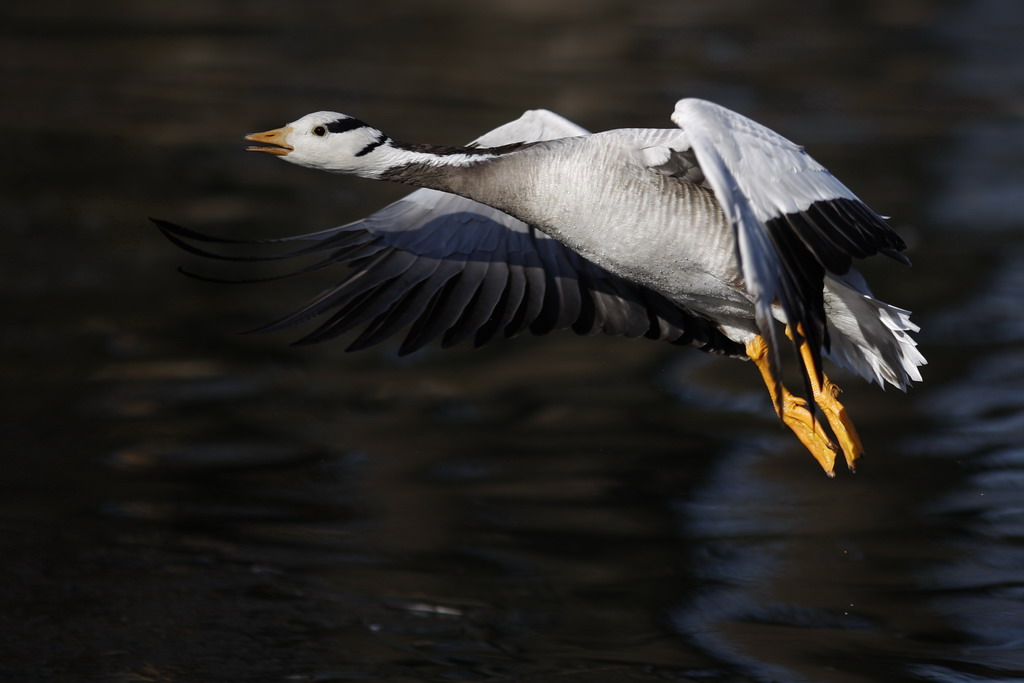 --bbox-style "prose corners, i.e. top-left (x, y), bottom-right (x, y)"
top-left (156, 98), bottom-right (925, 476)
